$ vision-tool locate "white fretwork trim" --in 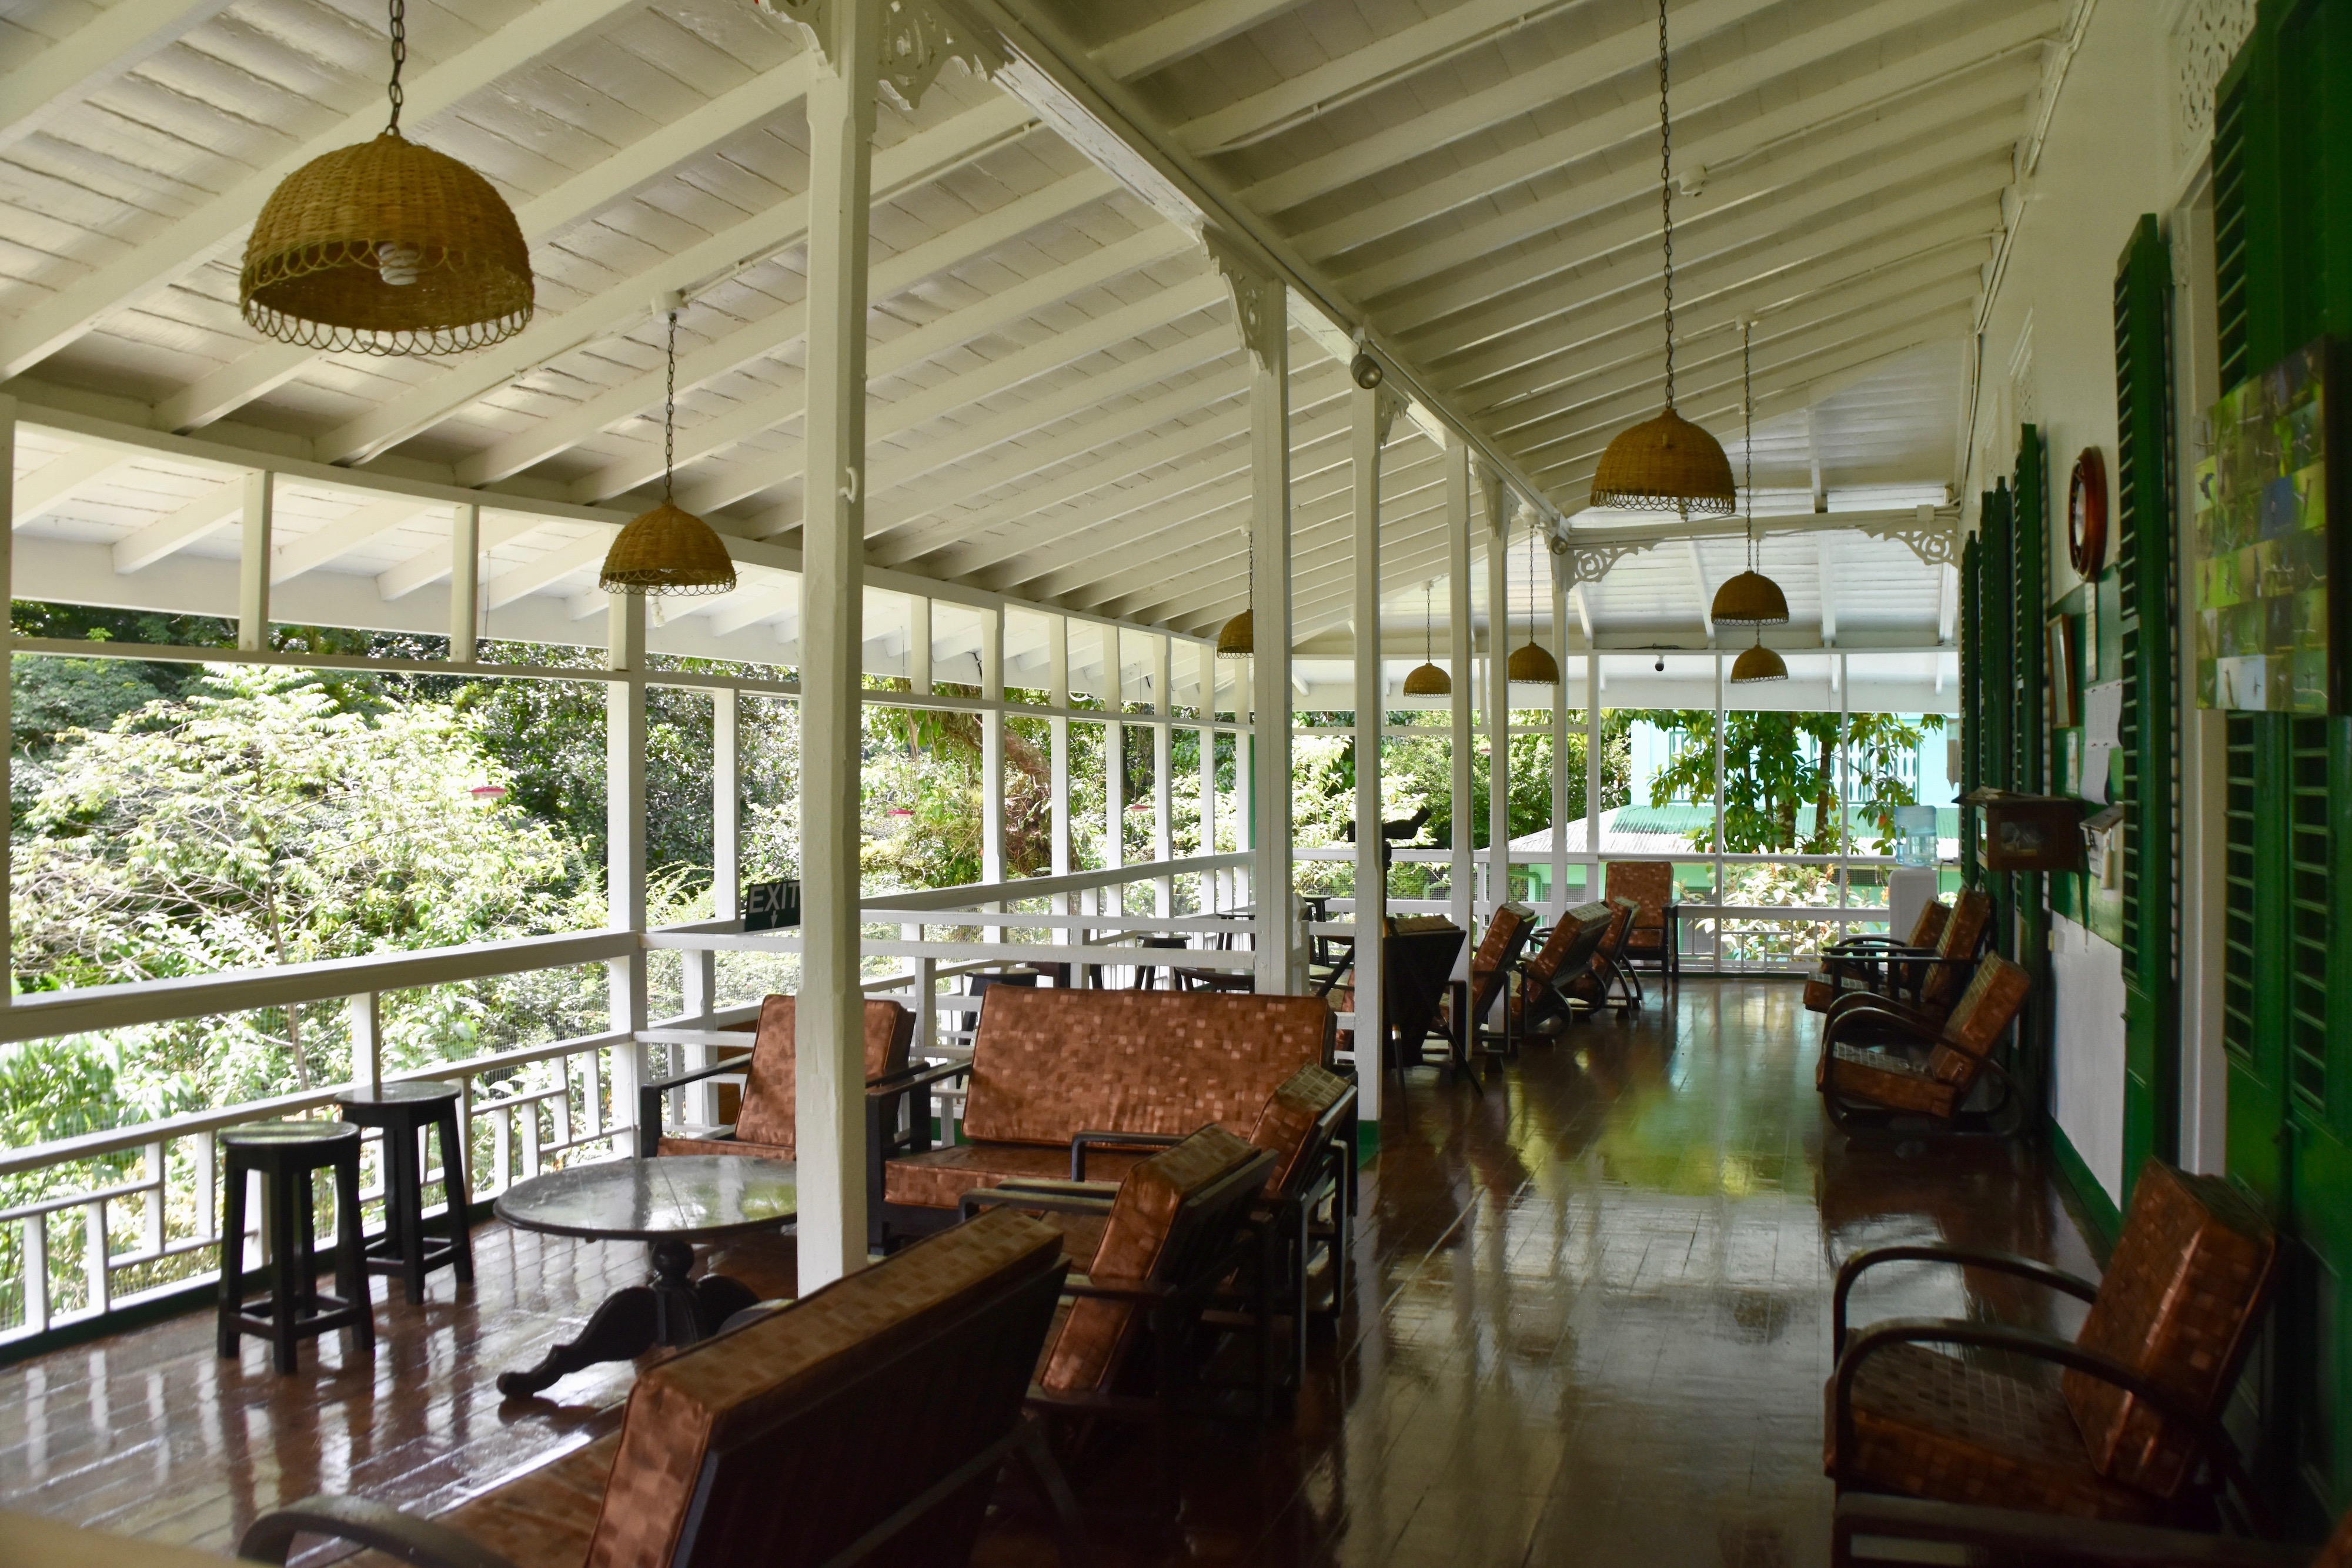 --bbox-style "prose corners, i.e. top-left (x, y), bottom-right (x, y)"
top-left (1205, 229), bottom-right (1284, 372)
top-left (755, 0), bottom-right (994, 109)
top-left (2171, 0), bottom-right (2257, 172)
